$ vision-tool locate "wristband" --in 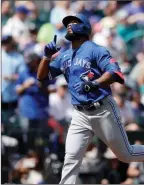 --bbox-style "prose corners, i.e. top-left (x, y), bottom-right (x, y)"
top-left (43, 56), bottom-right (52, 60)
top-left (92, 80), bottom-right (100, 87)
